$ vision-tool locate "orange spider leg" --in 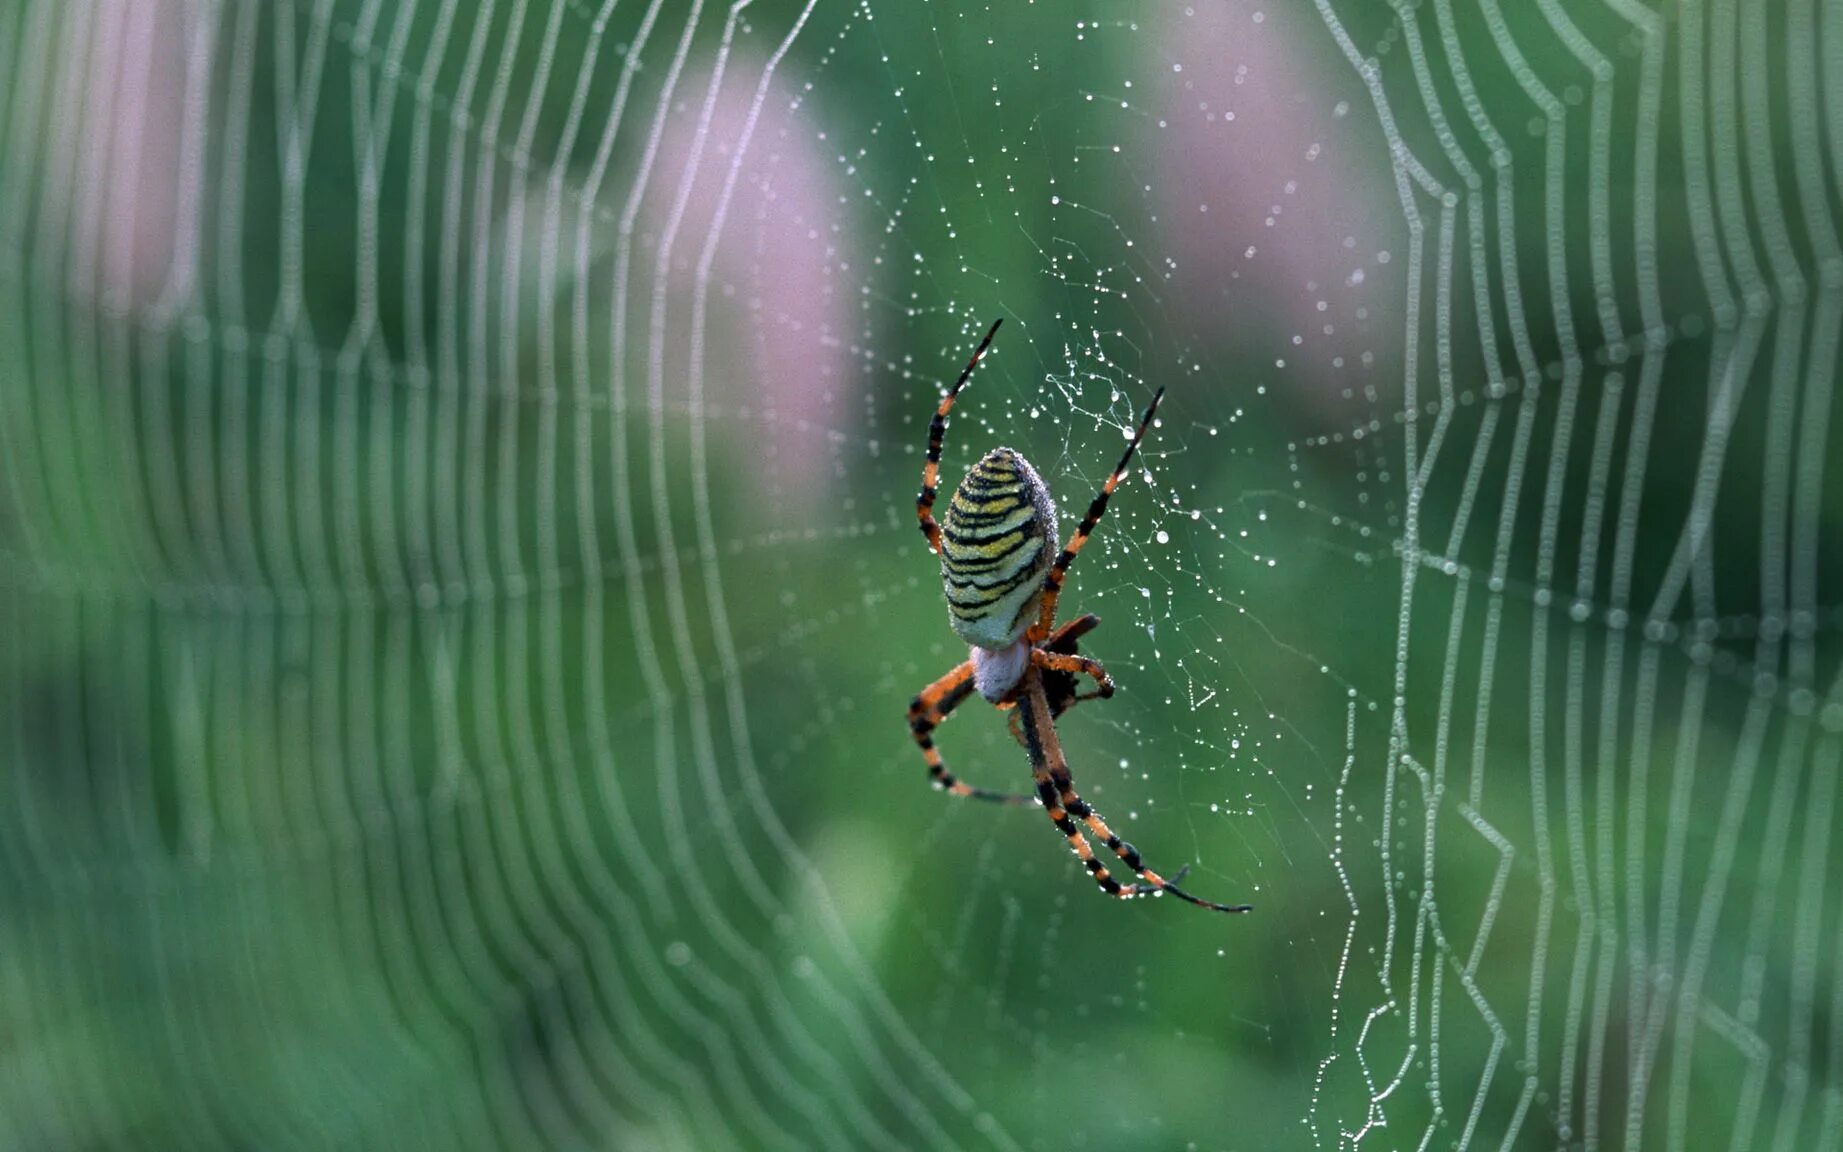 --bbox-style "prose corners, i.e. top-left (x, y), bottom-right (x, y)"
top-left (917, 318), bottom-right (1005, 555)
top-left (1015, 668), bottom-right (1250, 913)
top-left (1045, 613), bottom-right (1101, 651)
top-left (1006, 614), bottom-right (1107, 748)
top-left (1012, 668), bottom-right (1159, 900)
top-left (1030, 650), bottom-right (1113, 699)
top-left (1004, 688), bottom-right (1107, 748)
top-left (909, 660), bottom-right (1036, 805)
top-left (1030, 388), bottom-right (1165, 642)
